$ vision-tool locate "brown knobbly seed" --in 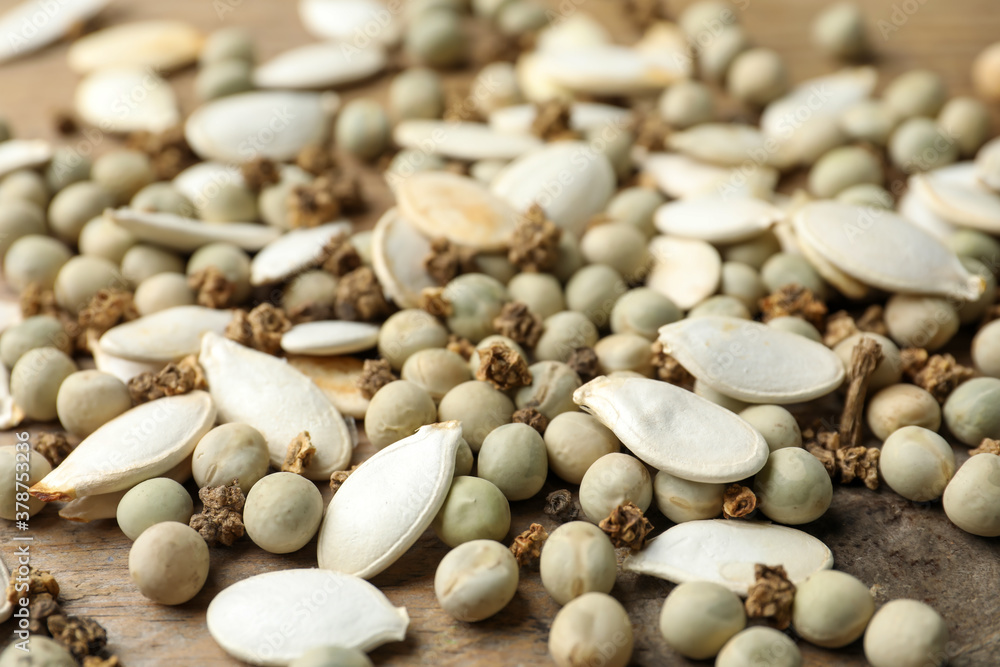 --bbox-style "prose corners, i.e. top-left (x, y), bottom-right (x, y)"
top-left (599, 502), bottom-right (654, 551)
top-left (651, 341), bottom-right (695, 389)
top-left (807, 443), bottom-right (837, 477)
top-left (543, 489), bottom-right (580, 523)
top-left (900, 348), bottom-right (974, 404)
top-left (282, 431), bottom-right (316, 475)
top-left (286, 300), bottom-right (337, 324)
top-left (420, 286), bottom-right (453, 318)
top-left (329, 464), bottom-right (360, 493)
top-left (836, 445), bottom-right (880, 490)
top-left (35, 432), bottom-right (73, 467)
top-left (296, 144), bottom-right (336, 176)
top-left (510, 523), bottom-right (549, 567)
top-left (631, 110), bottom-right (671, 153)
top-left (493, 301), bottom-right (544, 349)
top-left (856, 304), bottom-right (889, 336)
top-left (48, 614), bottom-right (108, 661)
top-left (356, 358), bottom-right (397, 399)
top-left (530, 99), bottom-right (580, 142)
top-left (423, 237), bottom-right (477, 285)
top-left (20, 282), bottom-right (61, 318)
top-left (839, 336), bottom-right (883, 448)
top-left (83, 656), bottom-right (124, 667)
top-left (759, 284), bottom-right (828, 330)
top-left (475, 342), bottom-right (532, 391)
top-left (447, 334), bottom-right (476, 361)
top-left (508, 204), bottom-right (562, 273)
top-left (512, 406), bottom-right (549, 436)
top-left (566, 347), bottom-right (600, 384)
top-left (288, 177), bottom-right (342, 229)
top-left (722, 484), bottom-right (757, 519)
top-left (78, 289), bottom-right (139, 340)
top-left (29, 592), bottom-right (61, 634)
top-left (188, 266), bottom-right (237, 308)
top-left (335, 266), bottom-right (392, 322)
top-left (745, 564), bottom-right (795, 630)
top-left (225, 303), bottom-right (292, 355)
top-left (128, 355), bottom-right (206, 404)
top-left (126, 126), bottom-right (199, 181)
top-left (190, 480), bottom-right (245, 547)
top-left (971, 438), bottom-right (1000, 456)
top-left (240, 156), bottom-right (281, 192)
top-left (823, 305), bottom-right (888, 347)
top-left (6, 566), bottom-right (59, 606)
top-left (320, 234), bottom-right (363, 277)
